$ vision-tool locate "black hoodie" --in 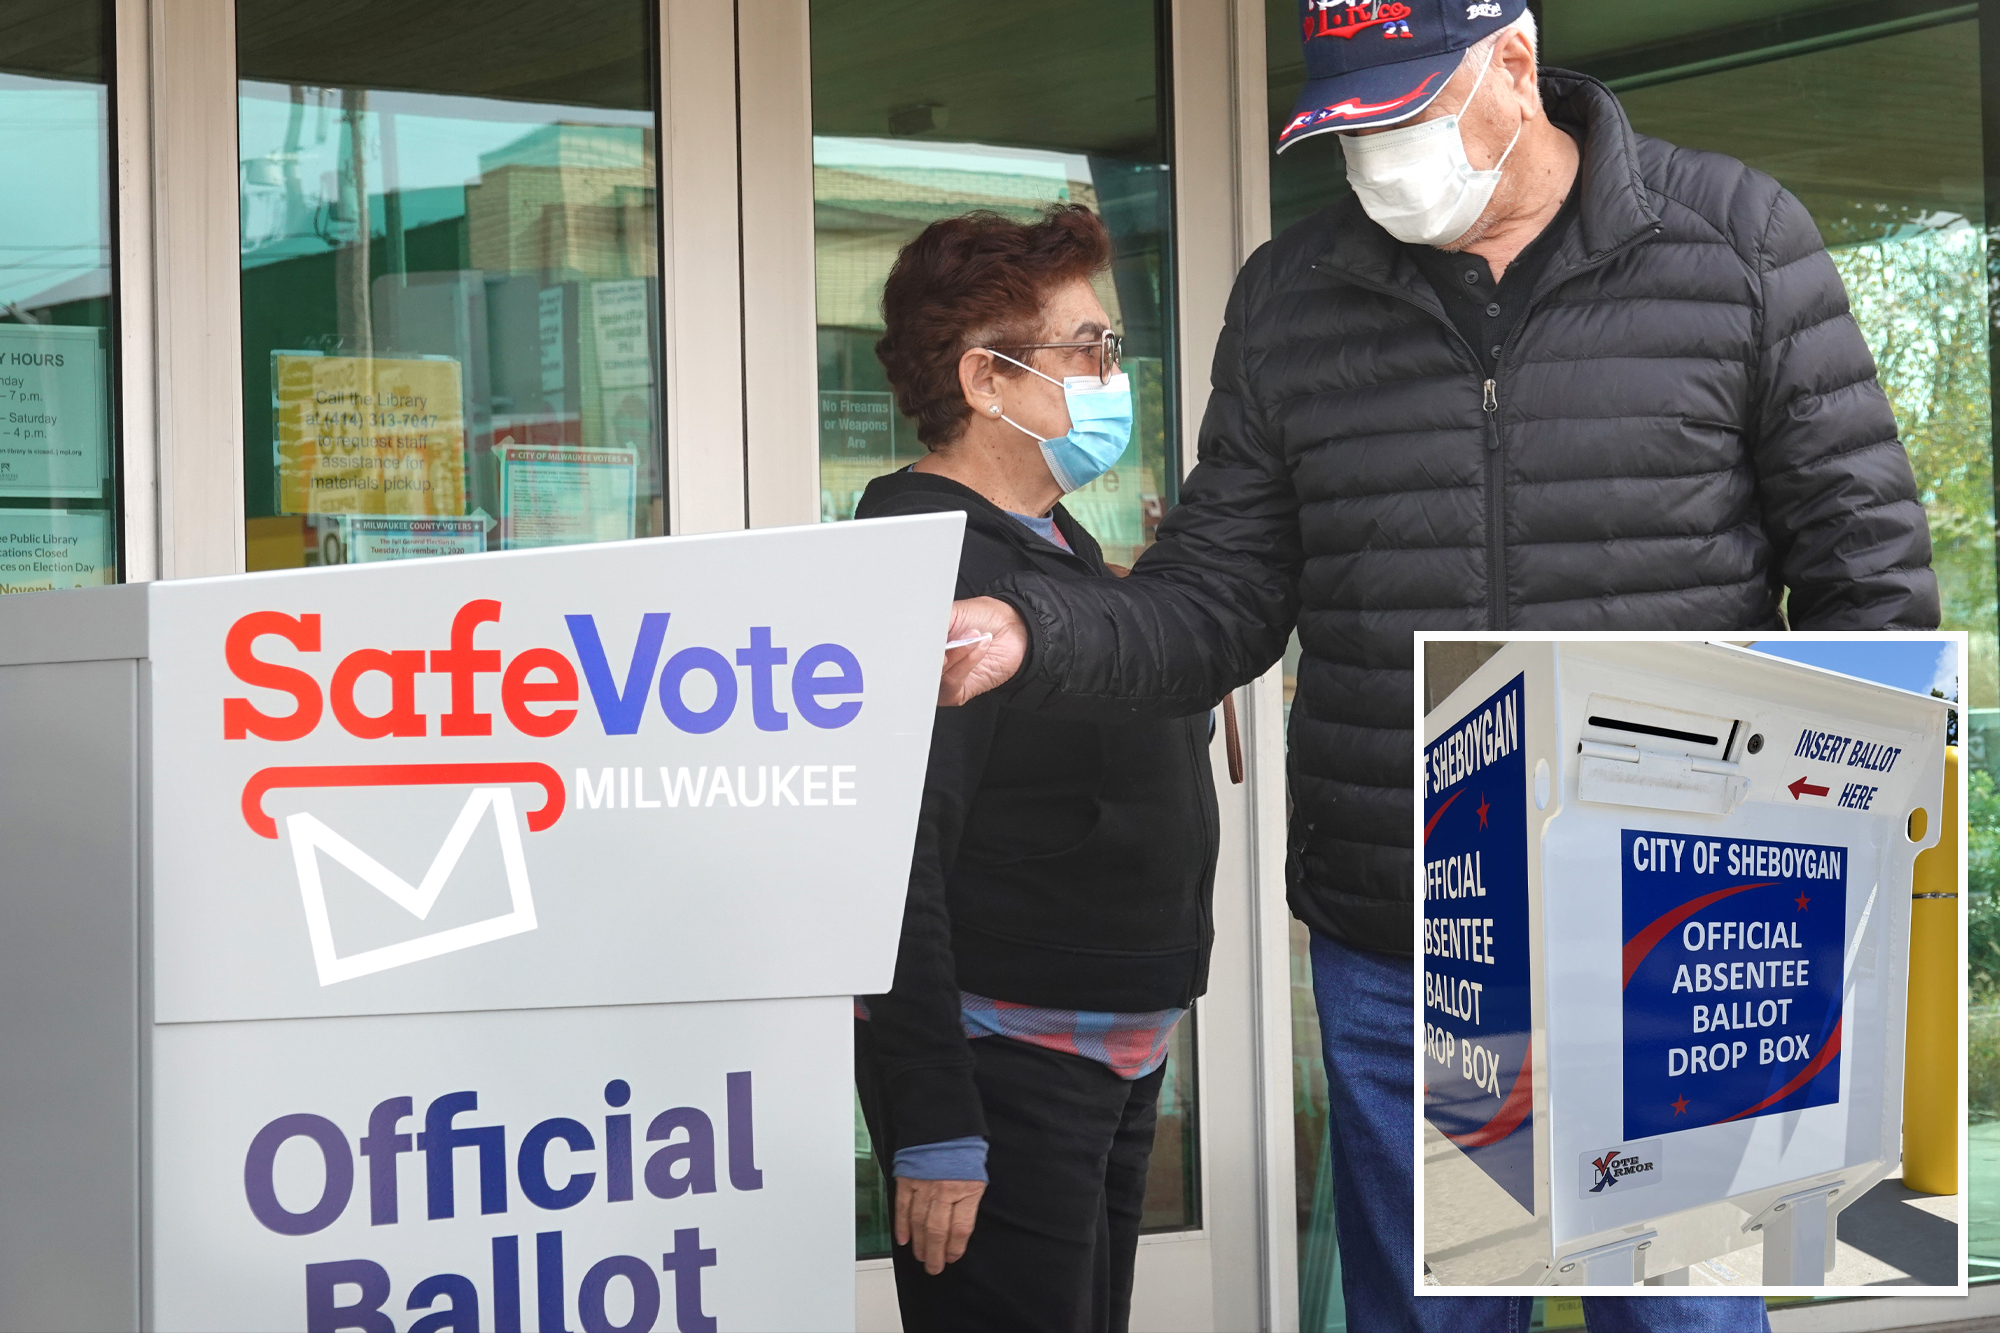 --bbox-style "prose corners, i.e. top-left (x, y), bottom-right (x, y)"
top-left (856, 469), bottom-right (1221, 1150)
